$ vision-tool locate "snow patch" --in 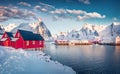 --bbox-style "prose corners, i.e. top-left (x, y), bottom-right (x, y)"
top-left (0, 46), bottom-right (76, 74)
